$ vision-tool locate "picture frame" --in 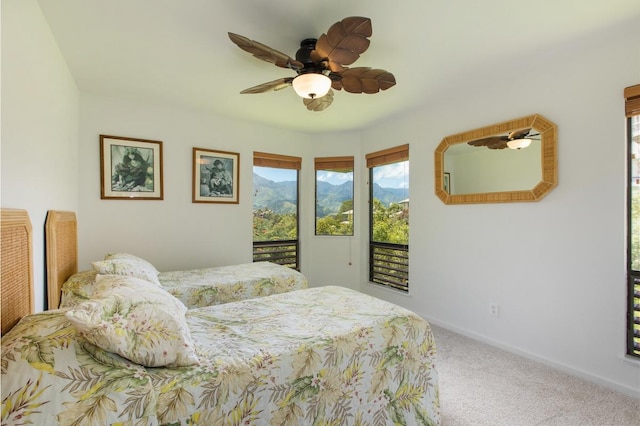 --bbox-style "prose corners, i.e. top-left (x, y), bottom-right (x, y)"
top-left (193, 148), bottom-right (240, 204)
top-left (100, 135), bottom-right (163, 200)
top-left (444, 172), bottom-right (451, 194)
